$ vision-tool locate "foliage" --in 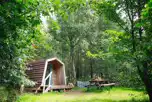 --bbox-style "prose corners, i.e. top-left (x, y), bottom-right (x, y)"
top-left (0, 0), bottom-right (52, 86)
top-left (44, 0), bottom-right (146, 88)
top-left (47, 5), bottom-right (100, 81)
top-left (0, 0), bottom-right (52, 102)
top-left (90, 0), bottom-right (152, 100)
top-left (0, 86), bottom-right (19, 102)
top-left (0, 0), bottom-right (152, 101)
